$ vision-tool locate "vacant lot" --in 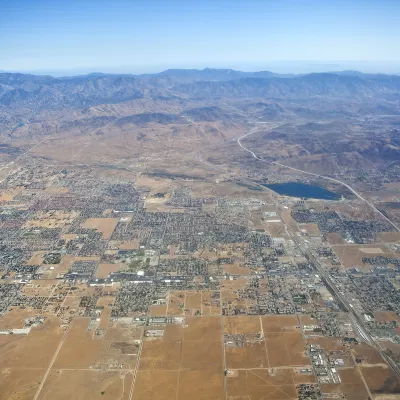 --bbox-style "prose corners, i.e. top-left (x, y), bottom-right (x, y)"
top-left (0, 317), bottom-right (62, 369)
top-left (361, 365), bottom-right (400, 393)
top-left (0, 307), bottom-right (36, 329)
top-left (37, 370), bottom-right (129, 400)
top-left (133, 370), bottom-right (178, 400)
top-left (226, 342), bottom-right (269, 369)
top-left (185, 291), bottom-right (202, 311)
top-left (222, 263), bottom-right (250, 275)
top-left (82, 218), bottom-right (119, 239)
top-left (262, 315), bottom-right (299, 333)
top-left (227, 368), bottom-right (297, 400)
top-left (374, 311), bottom-right (399, 323)
top-left (182, 339), bottom-right (222, 370)
top-left (0, 368), bottom-right (44, 400)
top-left (139, 338), bottom-right (182, 370)
top-left (266, 332), bottom-right (308, 367)
top-left (94, 262), bottom-right (126, 278)
top-left (224, 316), bottom-right (261, 335)
top-left (332, 244), bottom-right (395, 269)
top-left (354, 343), bottom-right (385, 365)
top-left (321, 371), bottom-right (369, 400)
top-left (200, 290), bottom-right (221, 315)
top-left (54, 318), bottom-right (137, 369)
top-left (149, 304), bottom-right (168, 316)
top-left (183, 316), bottom-right (222, 341)
top-left (166, 291), bottom-right (185, 316)
top-left (178, 369), bottom-right (224, 400)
